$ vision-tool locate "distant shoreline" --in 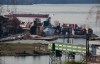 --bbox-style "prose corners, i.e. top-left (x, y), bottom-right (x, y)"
top-left (1, 4), bottom-right (100, 5)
